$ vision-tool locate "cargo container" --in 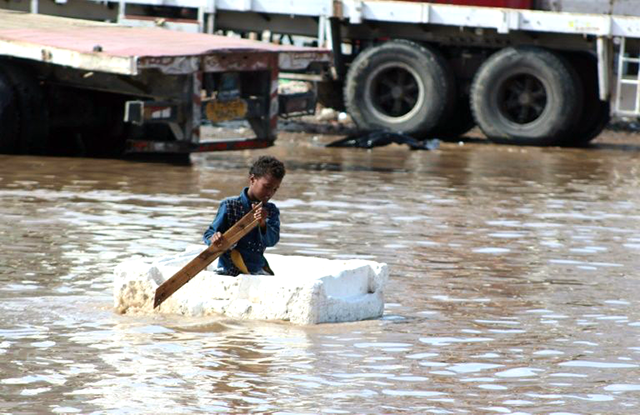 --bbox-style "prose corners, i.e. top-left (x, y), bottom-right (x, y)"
top-left (3, 0), bottom-right (640, 147)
